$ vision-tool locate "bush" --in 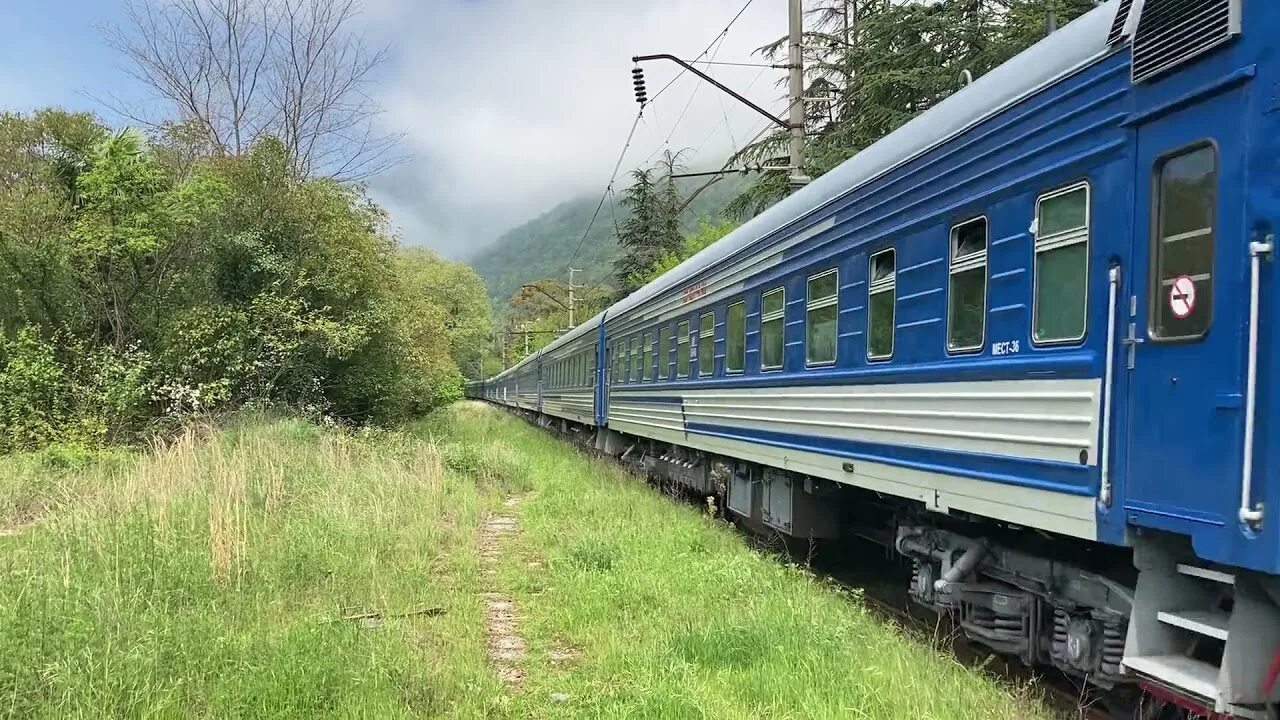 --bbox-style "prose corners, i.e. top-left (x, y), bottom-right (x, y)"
top-left (0, 328), bottom-right (71, 451)
top-left (0, 111), bottom-right (493, 453)
top-left (0, 329), bottom-right (154, 452)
